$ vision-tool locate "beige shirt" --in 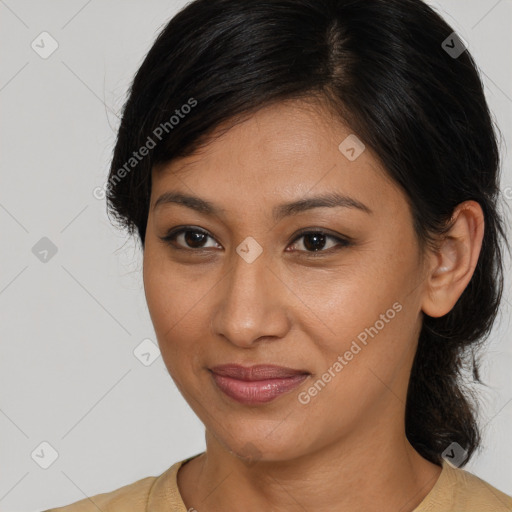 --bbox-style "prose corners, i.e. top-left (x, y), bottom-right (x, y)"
top-left (45, 453), bottom-right (512, 511)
